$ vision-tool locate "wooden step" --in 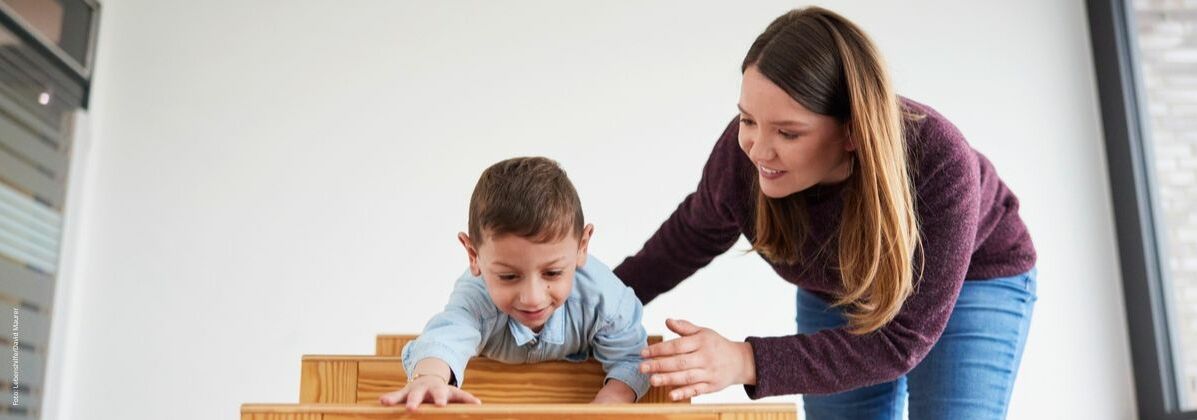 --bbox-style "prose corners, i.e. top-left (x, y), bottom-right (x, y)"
top-left (301, 354), bottom-right (683, 405)
top-left (375, 334), bottom-right (664, 356)
top-left (242, 403), bottom-right (798, 420)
